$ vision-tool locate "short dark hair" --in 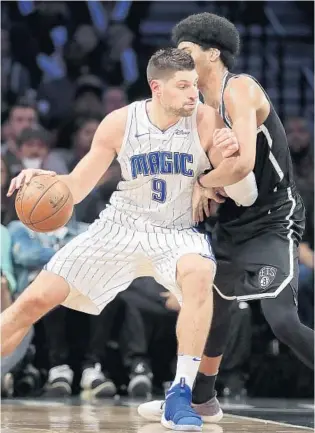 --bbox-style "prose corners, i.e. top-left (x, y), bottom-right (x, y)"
top-left (17, 125), bottom-right (51, 148)
top-left (146, 48), bottom-right (195, 83)
top-left (9, 98), bottom-right (37, 117)
top-left (172, 13), bottom-right (240, 69)
top-left (73, 115), bottom-right (102, 135)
